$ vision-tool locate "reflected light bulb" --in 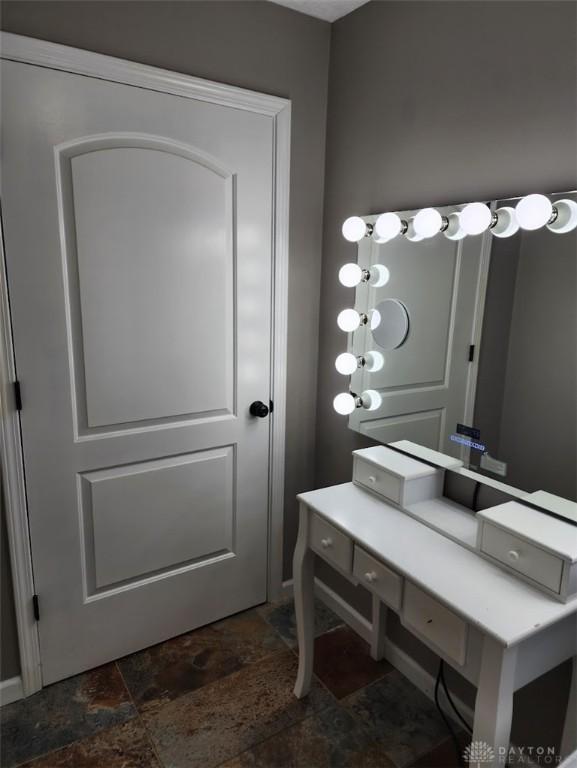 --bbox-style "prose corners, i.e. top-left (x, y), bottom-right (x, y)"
top-left (337, 308), bottom-right (361, 332)
top-left (414, 208), bottom-right (443, 239)
top-left (342, 216), bottom-right (368, 242)
top-left (361, 390), bottom-right (382, 411)
top-left (368, 264), bottom-right (390, 288)
top-left (374, 212), bottom-right (402, 242)
top-left (335, 353), bottom-right (358, 376)
top-left (547, 199), bottom-right (577, 234)
top-left (364, 351), bottom-right (385, 372)
top-left (333, 392), bottom-right (356, 415)
top-left (338, 263), bottom-right (363, 287)
top-left (460, 203), bottom-right (492, 235)
top-left (444, 212), bottom-right (466, 241)
top-left (369, 308), bottom-right (381, 330)
top-left (405, 219), bottom-right (424, 242)
top-left (516, 194), bottom-right (553, 231)
top-left (491, 207), bottom-right (519, 238)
